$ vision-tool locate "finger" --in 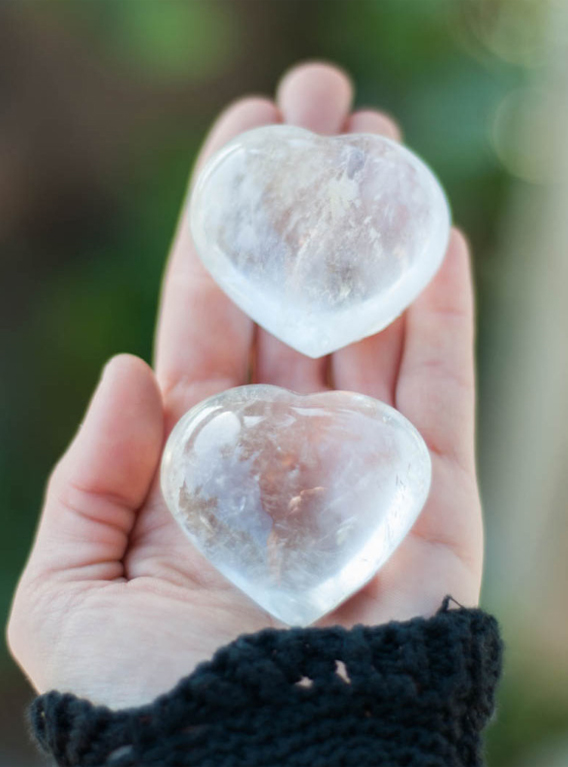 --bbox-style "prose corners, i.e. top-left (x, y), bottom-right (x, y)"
top-left (333, 230), bottom-right (483, 629)
top-left (277, 60), bottom-right (353, 134)
top-left (331, 109), bottom-right (404, 403)
top-left (28, 355), bottom-right (163, 578)
top-left (344, 108), bottom-right (403, 140)
top-left (396, 229), bottom-right (476, 472)
top-left (155, 97), bottom-right (280, 426)
top-left (255, 62), bottom-right (353, 392)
